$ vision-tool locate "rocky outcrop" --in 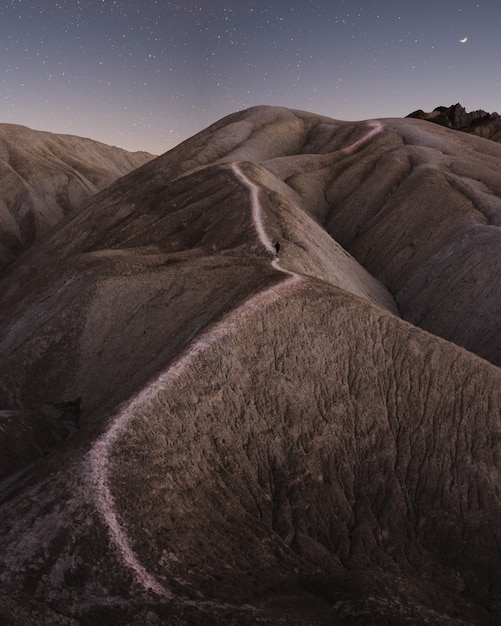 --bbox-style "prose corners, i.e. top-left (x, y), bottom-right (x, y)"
top-left (408, 103), bottom-right (501, 142)
top-left (0, 123), bottom-right (154, 270)
top-left (0, 106), bottom-right (500, 624)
